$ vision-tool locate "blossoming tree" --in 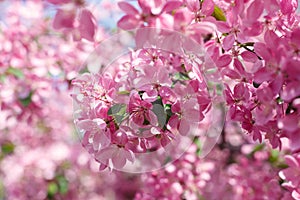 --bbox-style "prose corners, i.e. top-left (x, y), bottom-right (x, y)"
top-left (0, 0), bottom-right (300, 199)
